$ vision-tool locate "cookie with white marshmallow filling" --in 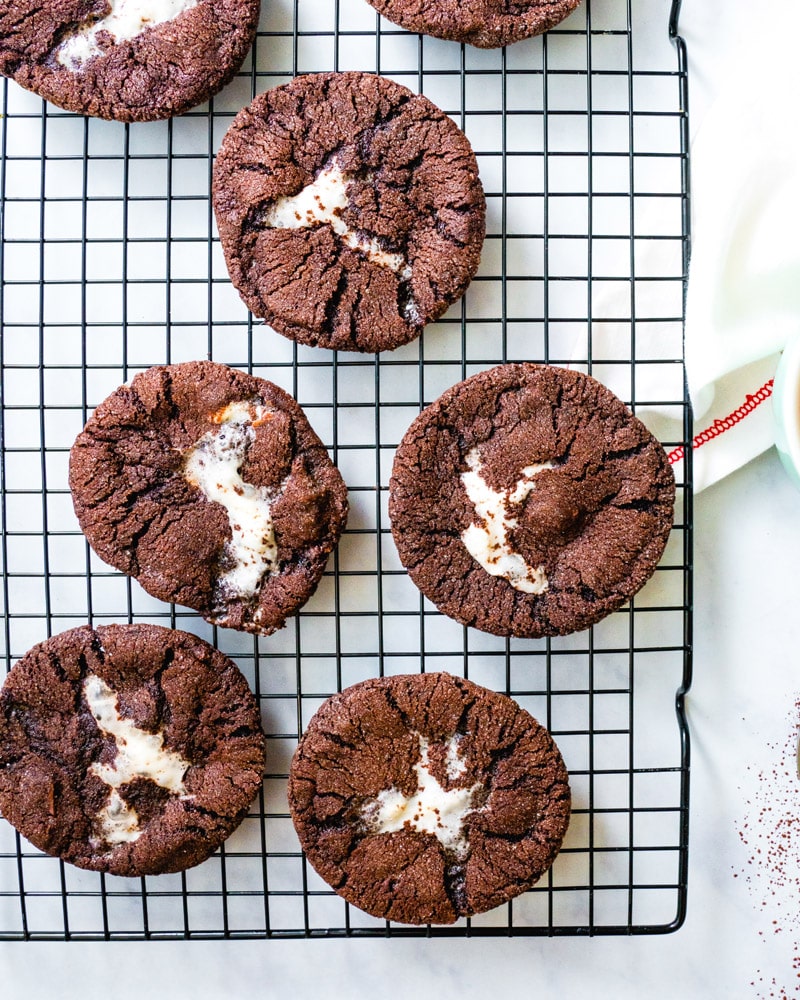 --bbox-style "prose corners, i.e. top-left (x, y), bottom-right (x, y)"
top-left (212, 72), bottom-right (486, 353)
top-left (0, 0), bottom-right (259, 121)
top-left (288, 672), bottom-right (571, 925)
top-left (69, 361), bottom-right (349, 635)
top-left (389, 363), bottom-right (676, 638)
top-left (0, 624), bottom-right (265, 876)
